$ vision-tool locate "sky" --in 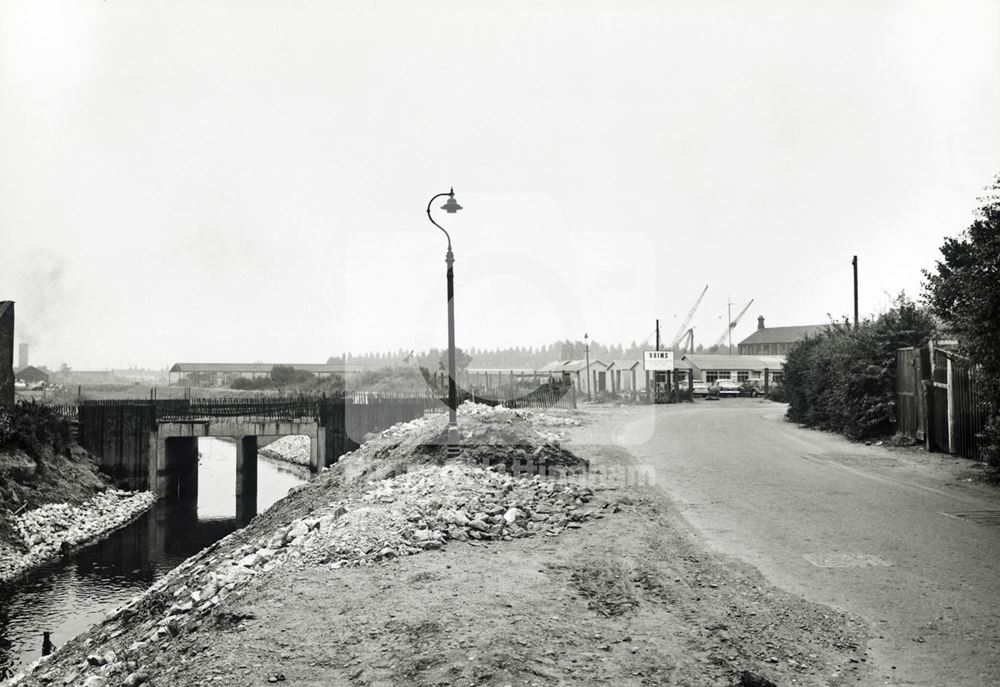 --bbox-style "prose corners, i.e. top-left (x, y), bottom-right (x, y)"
top-left (2, 0), bottom-right (999, 370)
